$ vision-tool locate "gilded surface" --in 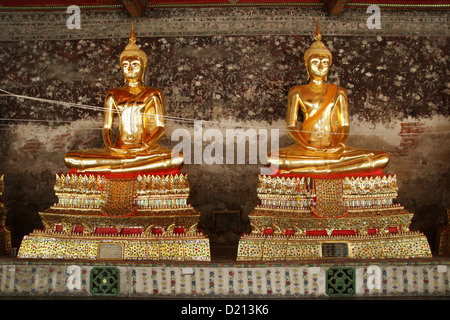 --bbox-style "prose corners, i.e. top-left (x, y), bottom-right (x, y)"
top-left (255, 174), bottom-right (400, 213)
top-left (237, 22), bottom-right (430, 263)
top-left (239, 172), bottom-right (432, 260)
top-left (102, 179), bottom-right (137, 216)
top-left (64, 23), bottom-right (183, 173)
top-left (249, 208), bottom-right (414, 235)
top-left (17, 25), bottom-right (210, 261)
top-left (311, 179), bottom-right (347, 218)
top-left (18, 230), bottom-right (210, 261)
top-left (267, 20), bottom-right (389, 174)
top-left (53, 172), bottom-right (191, 211)
top-left (21, 168), bottom-right (210, 261)
top-left (48, 172), bottom-right (199, 233)
top-left (39, 209), bottom-right (200, 234)
top-left (237, 232), bottom-right (431, 261)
